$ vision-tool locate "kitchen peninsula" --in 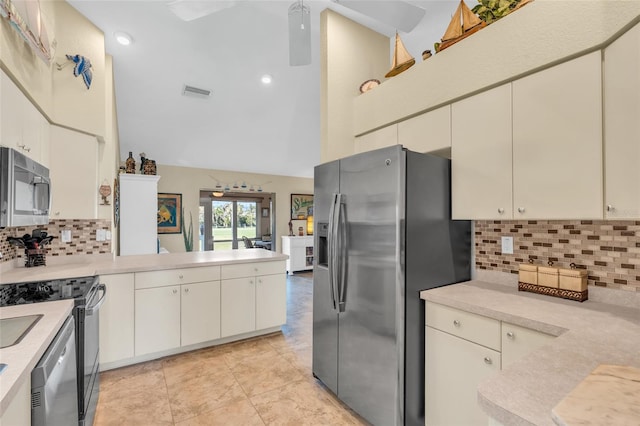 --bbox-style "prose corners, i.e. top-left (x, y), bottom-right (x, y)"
top-left (0, 249), bottom-right (287, 424)
top-left (421, 274), bottom-right (640, 425)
